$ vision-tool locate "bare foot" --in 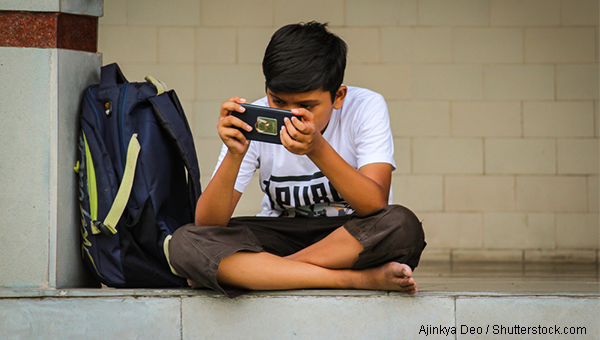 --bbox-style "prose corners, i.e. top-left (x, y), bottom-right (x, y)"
top-left (358, 262), bottom-right (418, 295)
top-left (187, 279), bottom-right (202, 289)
